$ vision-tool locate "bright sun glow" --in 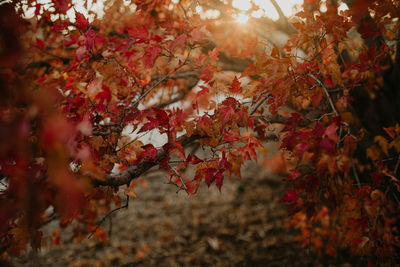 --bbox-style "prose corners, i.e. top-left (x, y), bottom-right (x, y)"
top-left (235, 13), bottom-right (249, 24)
top-left (232, 0), bottom-right (252, 11)
top-left (232, 0), bottom-right (304, 22)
